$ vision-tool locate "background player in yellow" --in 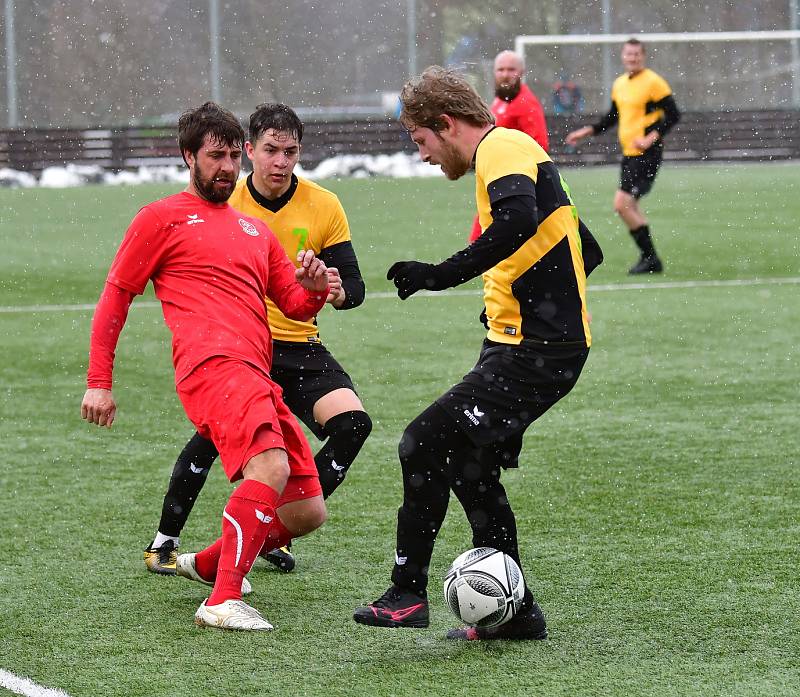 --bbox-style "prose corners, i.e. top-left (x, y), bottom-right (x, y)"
top-left (567, 38), bottom-right (680, 274)
top-left (144, 104), bottom-right (371, 575)
top-left (353, 67), bottom-right (603, 640)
